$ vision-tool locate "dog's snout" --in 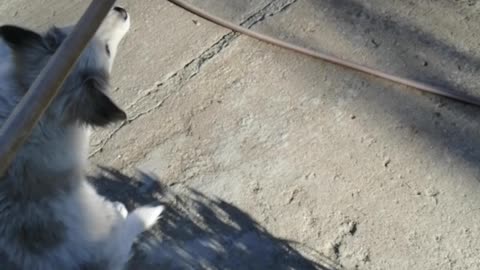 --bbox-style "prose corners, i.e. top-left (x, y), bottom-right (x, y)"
top-left (113, 6), bottom-right (128, 20)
